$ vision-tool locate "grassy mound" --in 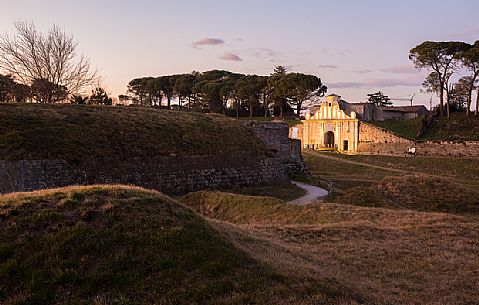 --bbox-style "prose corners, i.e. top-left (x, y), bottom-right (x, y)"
top-left (331, 174), bottom-right (479, 214)
top-left (224, 182), bottom-right (306, 202)
top-left (0, 104), bottom-right (268, 162)
top-left (181, 191), bottom-right (330, 225)
top-left (0, 185), bottom-right (359, 305)
top-left (329, 186), bottom-right (392, 208)
top-left (375, 174), bottom-right (479, 213)
top-left (420, 113), bottom-right (479, 141)
top-left (371, 117), bottom-right (423, 139)
top-left (371, 114), bottom-right (479, 141)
